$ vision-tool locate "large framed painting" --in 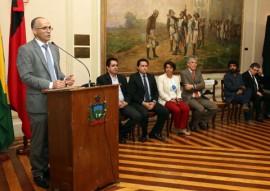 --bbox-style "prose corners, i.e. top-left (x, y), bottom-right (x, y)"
top-left (101, 0), bottom-right (243, 75)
